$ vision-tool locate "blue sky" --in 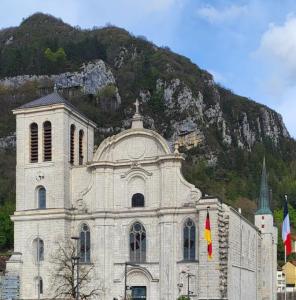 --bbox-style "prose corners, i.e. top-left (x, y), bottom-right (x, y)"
top-left (1, 0), bottom-right (296, 137)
